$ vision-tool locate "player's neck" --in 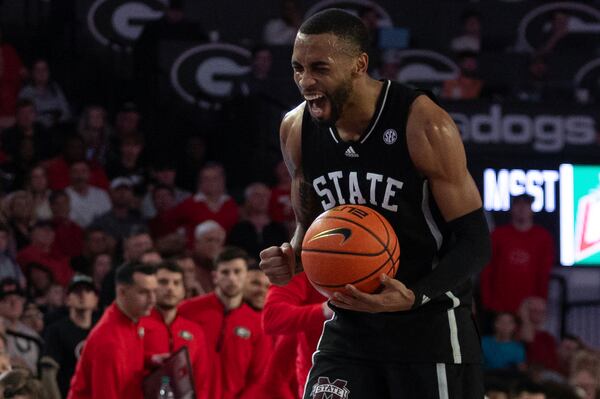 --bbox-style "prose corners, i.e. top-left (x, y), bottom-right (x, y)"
top-left (335, 79), bottom-right (384, 141)
top-left (512, 219), bottom-right (533, 232)
top-left (158, 306), bottom-right (178, 325)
